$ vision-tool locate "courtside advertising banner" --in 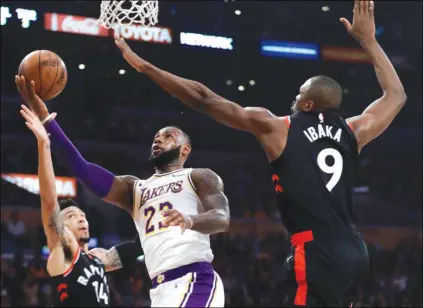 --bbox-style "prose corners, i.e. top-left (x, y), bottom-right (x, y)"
top-left (180, 32), bottom-right (234, 50)
top-left (1, 173), bottom-right (77, 198)
top-left (321, 46), bottom-right (371, 63)
top-left (44, 12), bottom-right (173, 44)
top-left (260, 40), bottom-right (319, 60)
